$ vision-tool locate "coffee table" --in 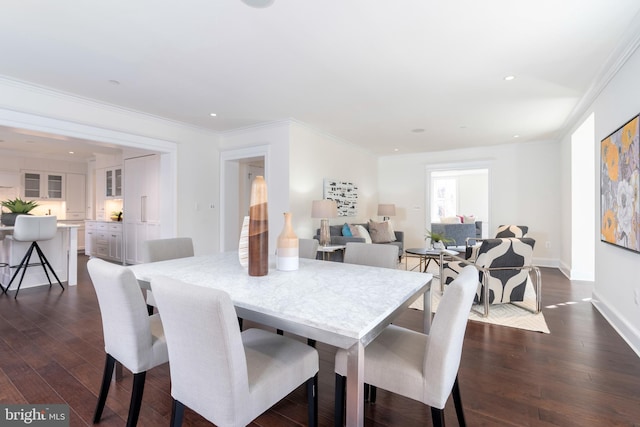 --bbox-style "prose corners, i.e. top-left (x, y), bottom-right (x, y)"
top-left (405, 247), bottom-right (459, 272)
